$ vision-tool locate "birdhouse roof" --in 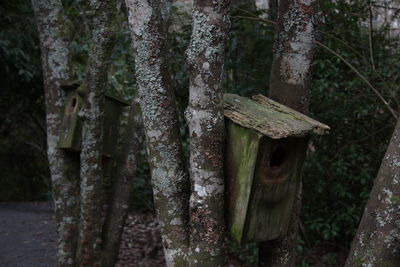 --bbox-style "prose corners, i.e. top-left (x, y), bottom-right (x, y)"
top-left (224, 94), bottom-right (330, 139)
top-left (59, 79), bottom-right (130, 106)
